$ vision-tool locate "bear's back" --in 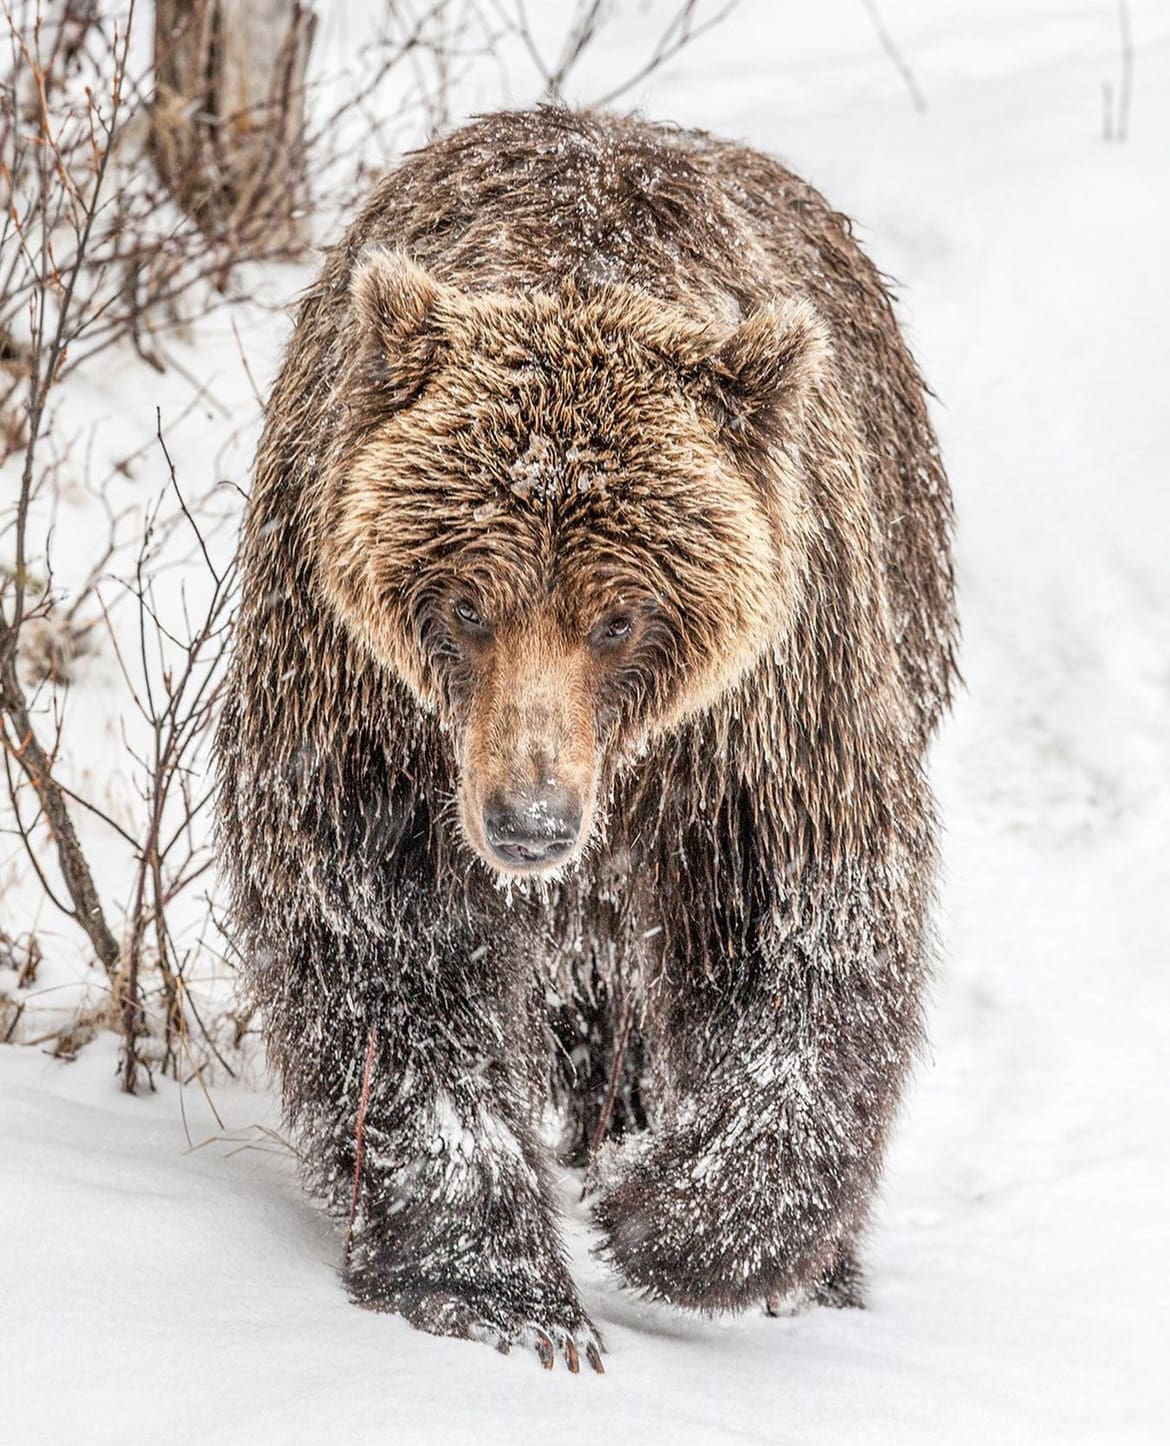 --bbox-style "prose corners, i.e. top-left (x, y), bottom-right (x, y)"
top-left (344, 109), bottom-right (768, 317)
